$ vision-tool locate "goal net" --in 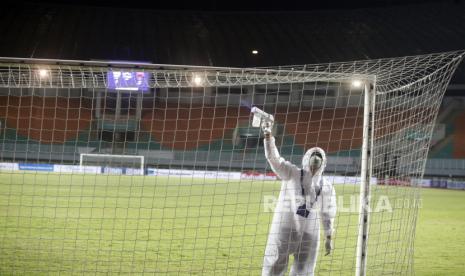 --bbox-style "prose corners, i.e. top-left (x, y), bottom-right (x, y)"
top-left (0, 51), bottom-right (463, 275)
